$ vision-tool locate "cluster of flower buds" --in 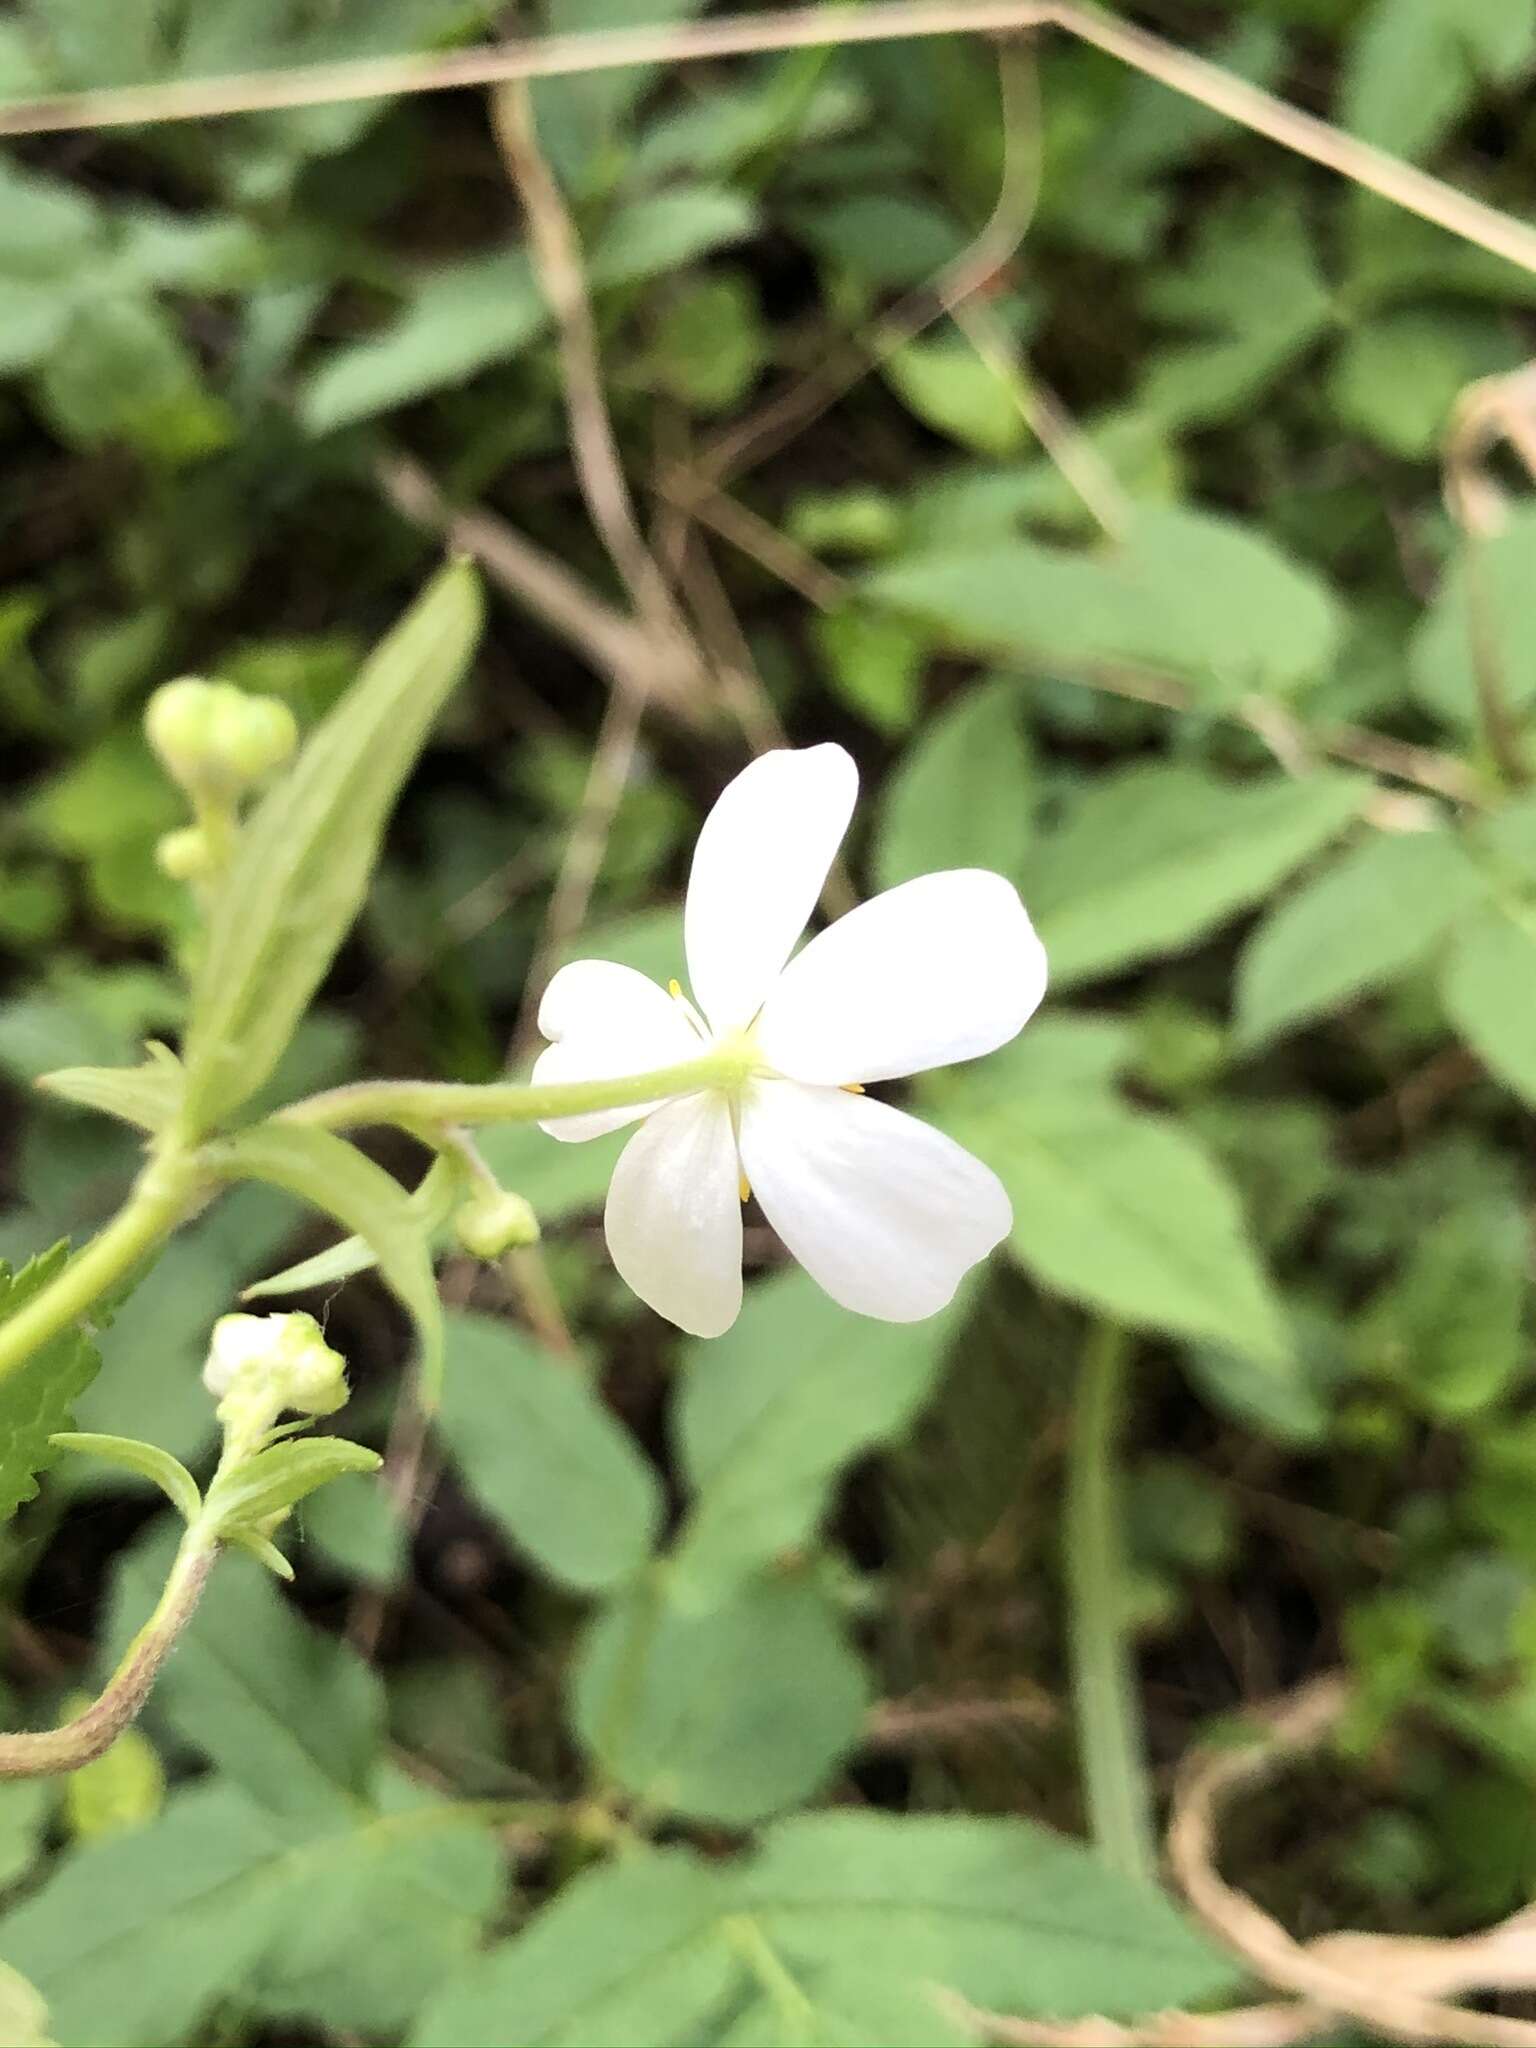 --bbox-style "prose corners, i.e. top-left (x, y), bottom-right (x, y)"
top-left (145, 677), bottom-right (297, 882)
top-left (203, 1311), bottom-right (349, 1436)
